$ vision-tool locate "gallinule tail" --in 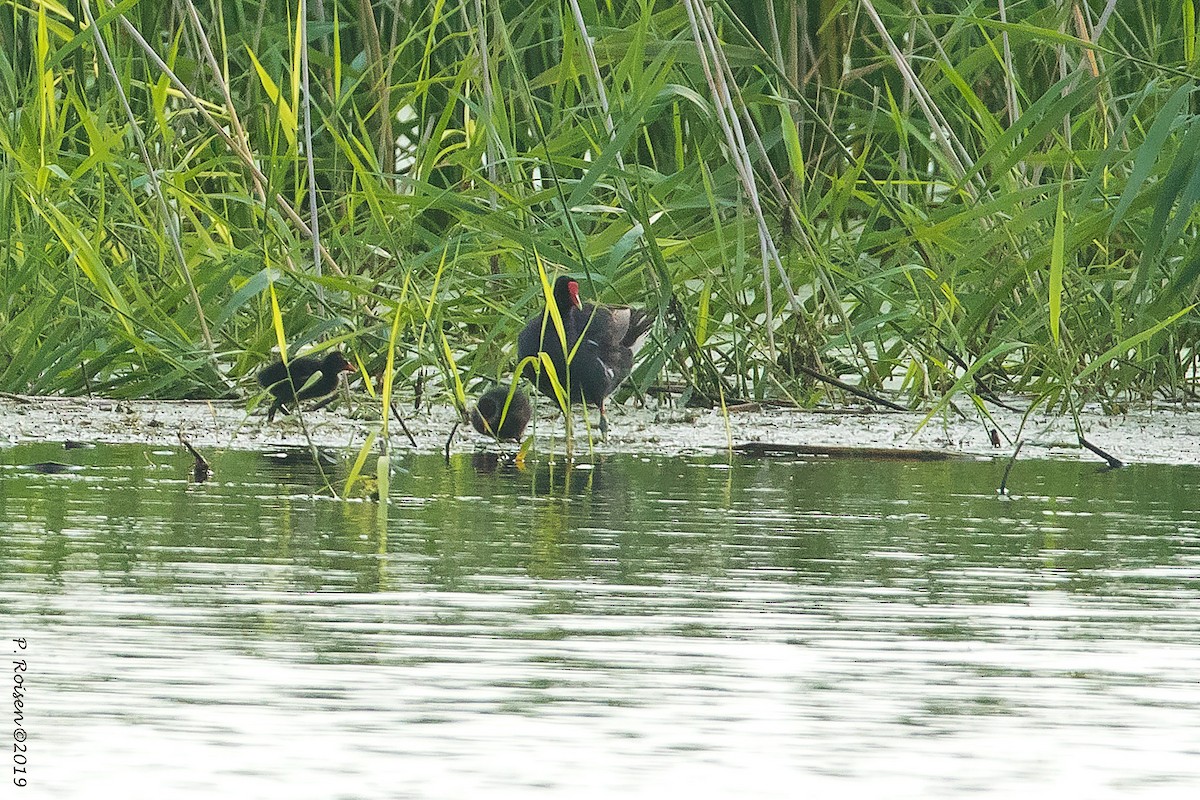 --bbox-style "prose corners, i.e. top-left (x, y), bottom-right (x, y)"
top-left (470, 385), bottom-right (533, 441)
top-left (257, 351), bottom-right (356, 422)
top-left (517, 275), bottom-right (651, 436)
